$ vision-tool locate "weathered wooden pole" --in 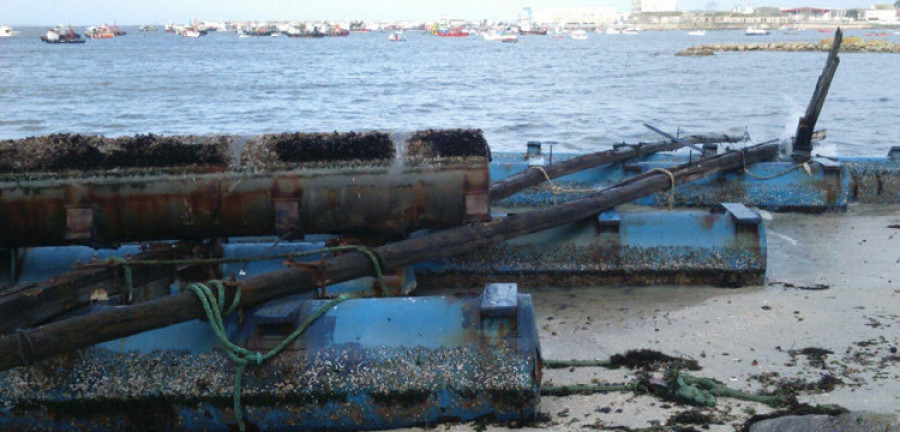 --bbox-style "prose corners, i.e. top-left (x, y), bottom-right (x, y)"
top-left (0, 143), bottom-right (779, 371)
top-left (0, 244), bottom-right (202, 334)
top-left (794, 28), bottom-right (842, 159)
top-left (490, 132), bottom-right (744, 202)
